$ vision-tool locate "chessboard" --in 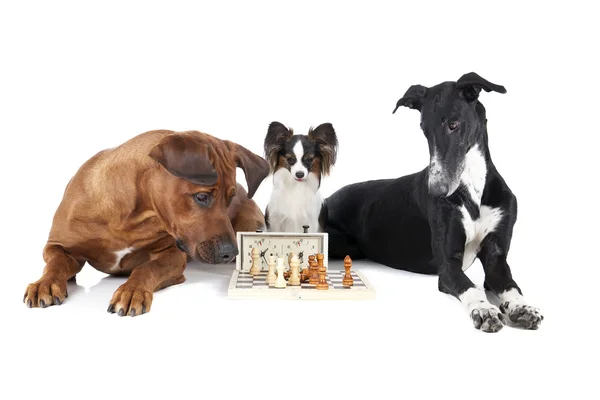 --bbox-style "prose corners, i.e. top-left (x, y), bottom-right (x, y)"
top-left (227, 270), bottom-right (376, 300)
